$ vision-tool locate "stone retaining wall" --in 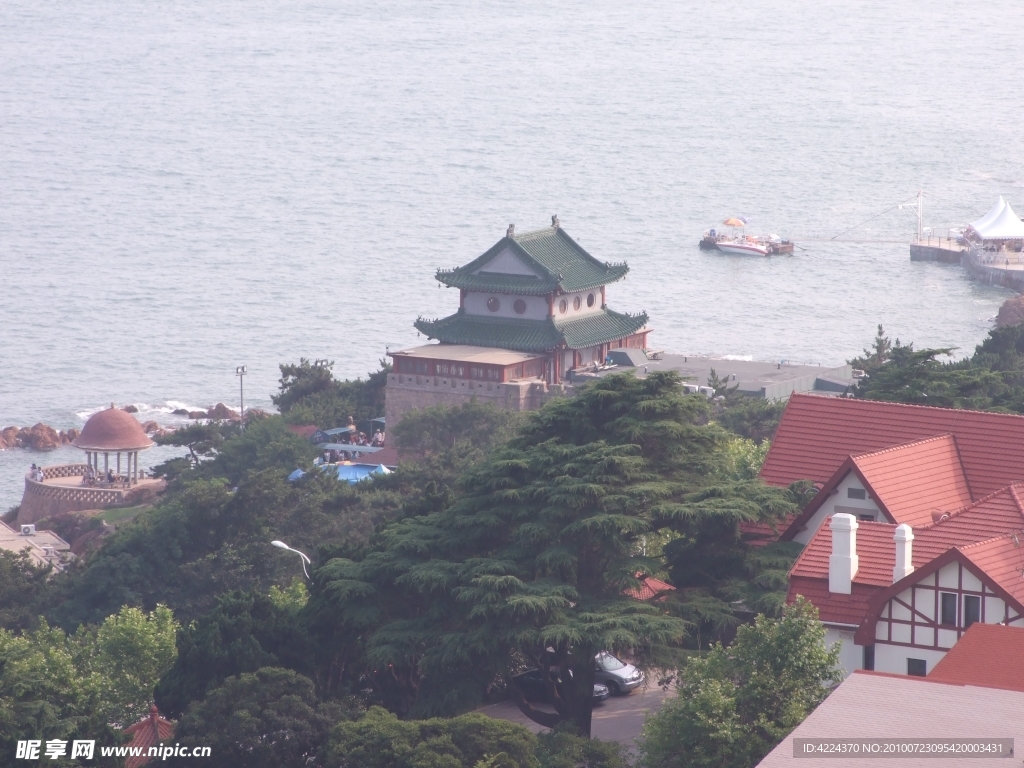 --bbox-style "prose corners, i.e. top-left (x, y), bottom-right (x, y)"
top-left (18, 470), bottom-right (124, 524)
